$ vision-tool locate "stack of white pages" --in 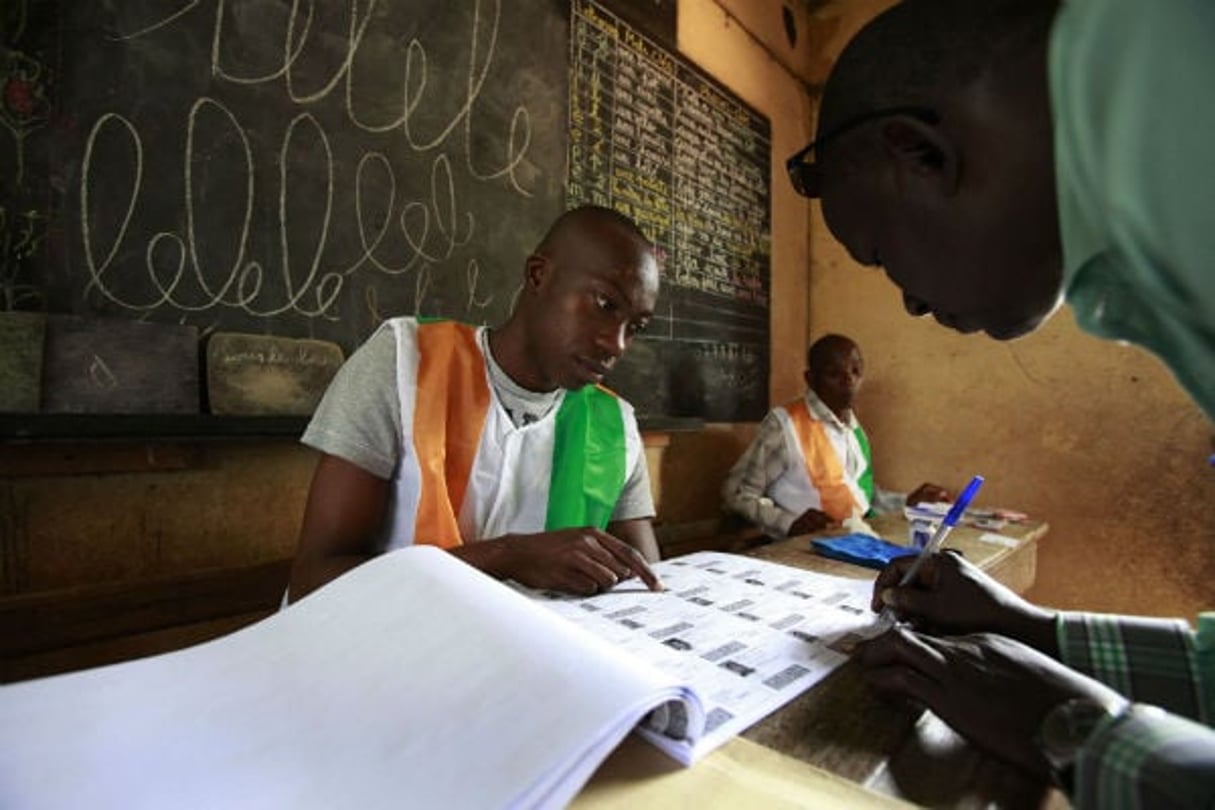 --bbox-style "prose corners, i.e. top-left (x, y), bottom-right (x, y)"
top-left (0, 547), bottom-right (880, 809)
